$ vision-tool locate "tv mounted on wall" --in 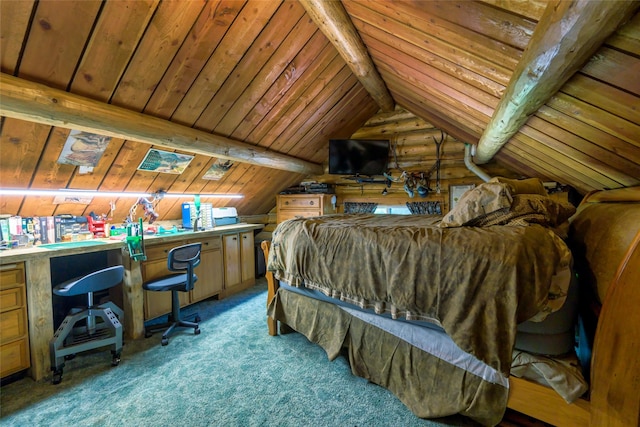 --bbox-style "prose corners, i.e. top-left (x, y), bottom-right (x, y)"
top-left (328, 139), bottom-right (390, 176)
